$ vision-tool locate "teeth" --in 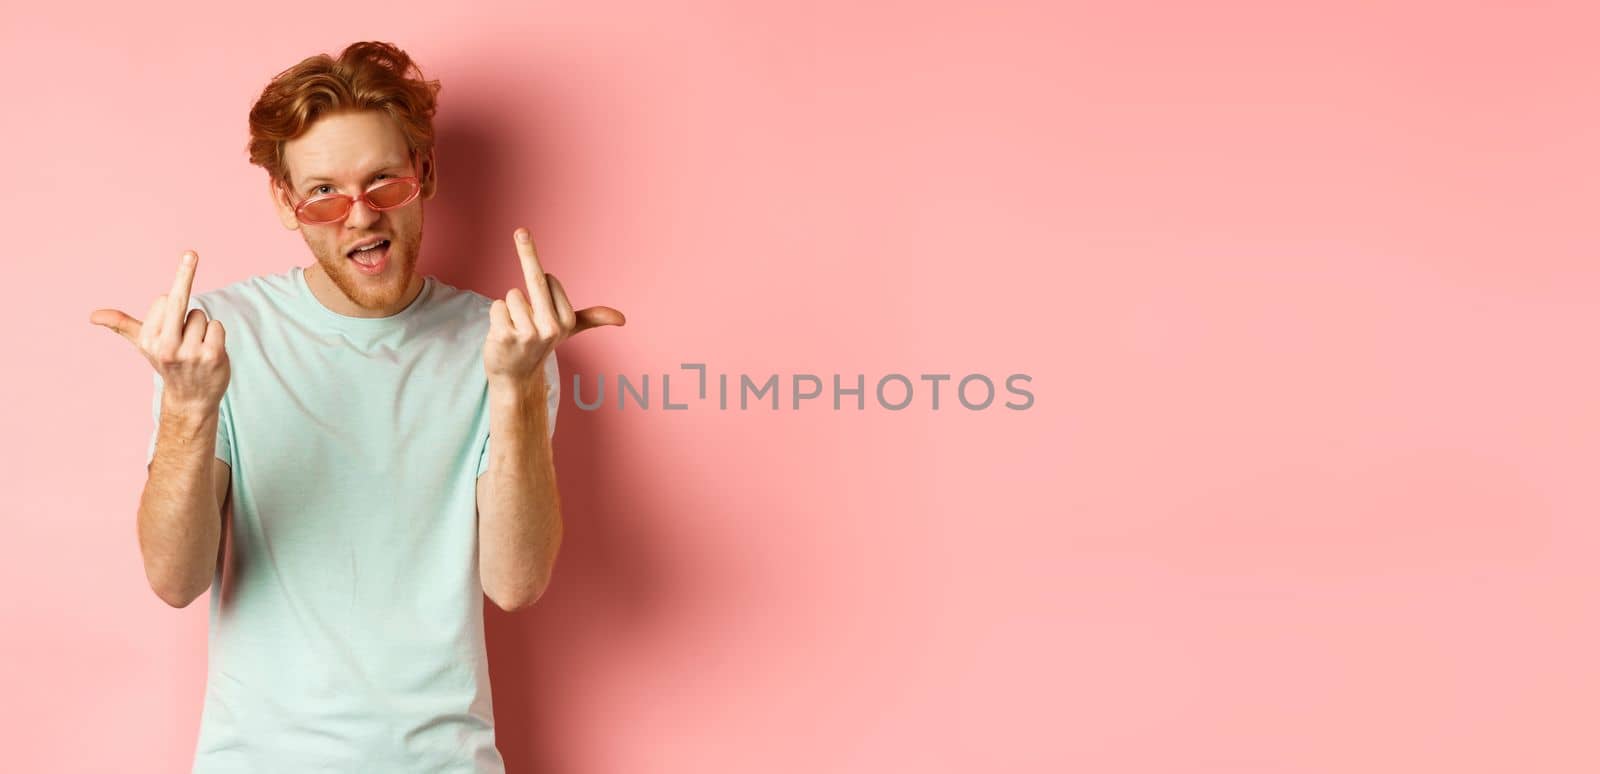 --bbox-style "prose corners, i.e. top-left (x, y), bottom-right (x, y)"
top-left (350, 240), bottom-right (388, 258)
